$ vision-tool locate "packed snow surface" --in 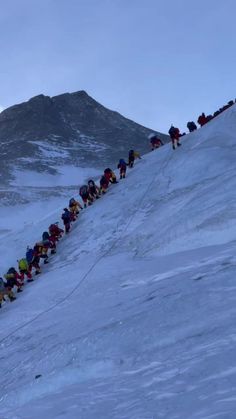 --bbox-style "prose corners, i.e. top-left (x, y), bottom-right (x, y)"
top-left (0, 106), bottom-right (236, 418)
